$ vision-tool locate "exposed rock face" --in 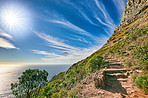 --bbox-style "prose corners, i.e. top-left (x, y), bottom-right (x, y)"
top-left (113, 0), bottom-right (148, 34)
top-left (94, 71), bottom-right (106, 89)
top-left (103, 0), bottom-right (148, 48)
